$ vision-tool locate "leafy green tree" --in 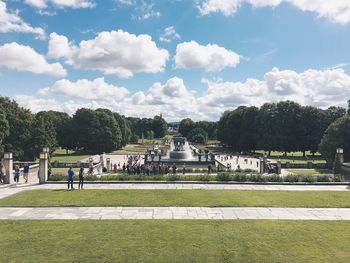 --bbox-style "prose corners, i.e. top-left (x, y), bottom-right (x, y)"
top-left (187, 127), bottom-right (208, 144)
top-left (0, 109), bottom-right (9, 155)
top-left (152, 115), bottom-right (168, 138)
top-left (218, 106), bottom-right (258, 152)
top-left (179, 118), bottom-right (195, 137)
top-left (35, 111), bottom-right (72, 154)
top-left (114, 113), bottom-right (131, 147)
top-left (27, 115), bottom-right (57, 160)
top-left (72, 108), bottom-right (122, 153)
top-left (319, 116), bottom-right (350, 163)
top-left (0, 97), bottom-right (35, 160)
